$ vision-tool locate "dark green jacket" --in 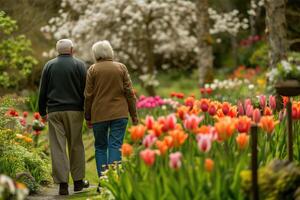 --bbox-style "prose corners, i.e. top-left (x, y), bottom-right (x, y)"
top-left (38, 54), bottom-right (87, 117)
